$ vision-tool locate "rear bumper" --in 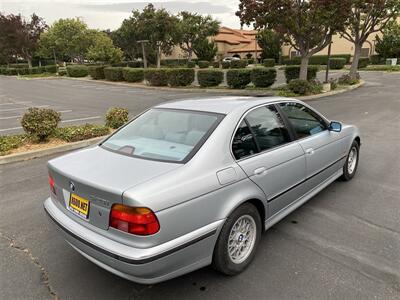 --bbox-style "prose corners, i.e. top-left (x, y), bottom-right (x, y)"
top-left (44, 197), bottom-right (223, 284)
